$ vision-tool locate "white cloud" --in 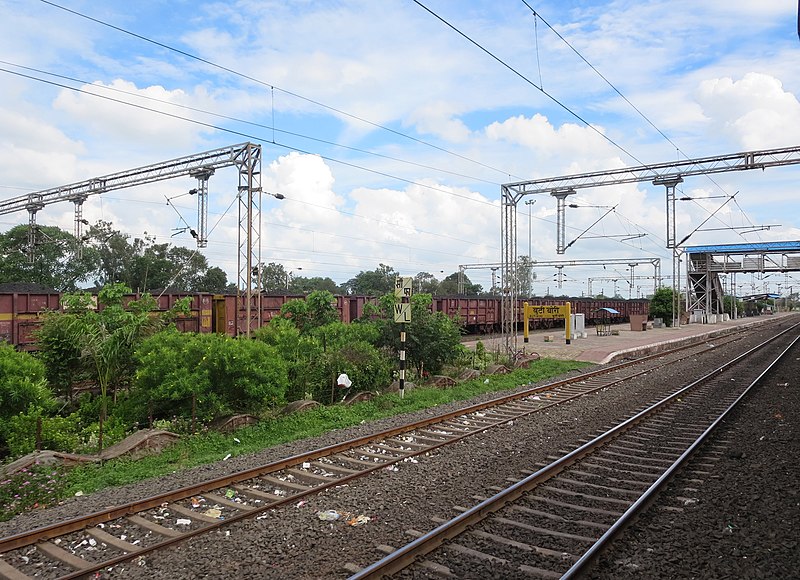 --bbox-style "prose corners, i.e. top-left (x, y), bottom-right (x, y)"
top-left (2, 1), bottom-right (800, 293)
top-left (53, 80), bottom-right (212, 152)
top-left (695, 73), bottom-right (800, 149)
